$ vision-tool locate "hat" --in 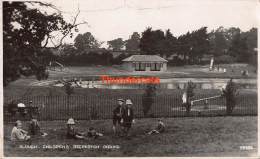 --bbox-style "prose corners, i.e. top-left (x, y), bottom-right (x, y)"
top-left (15, 120), bottom-right (22, 126)
top-left (67, 118), bottom-right (75, 125)
top-left (125, 99), bottom-right (133, 105)
top-left (17, 103), bottom-right (25, 108)
top-left (117, 98), bottom-right (124, 102)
